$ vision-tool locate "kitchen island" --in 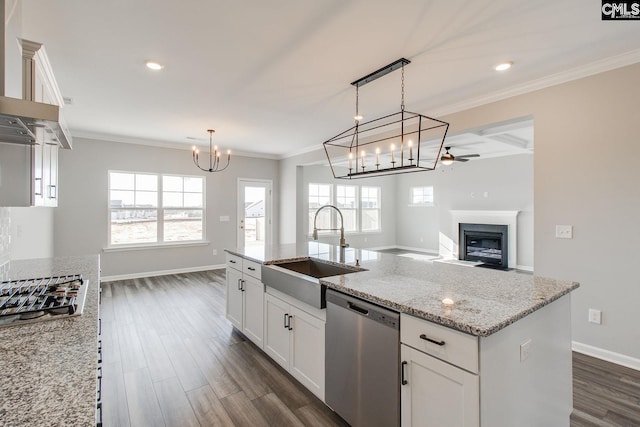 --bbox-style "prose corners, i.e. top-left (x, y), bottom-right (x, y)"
top-left (0, 255), bottom-right (100, 427)
top-left (226, 242), bottom-right (579, 426)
